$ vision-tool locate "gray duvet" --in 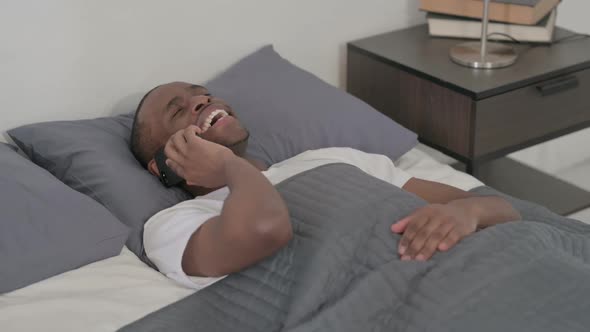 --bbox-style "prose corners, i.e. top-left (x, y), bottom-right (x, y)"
top-left (120, 163), bottom-right (590, 332)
